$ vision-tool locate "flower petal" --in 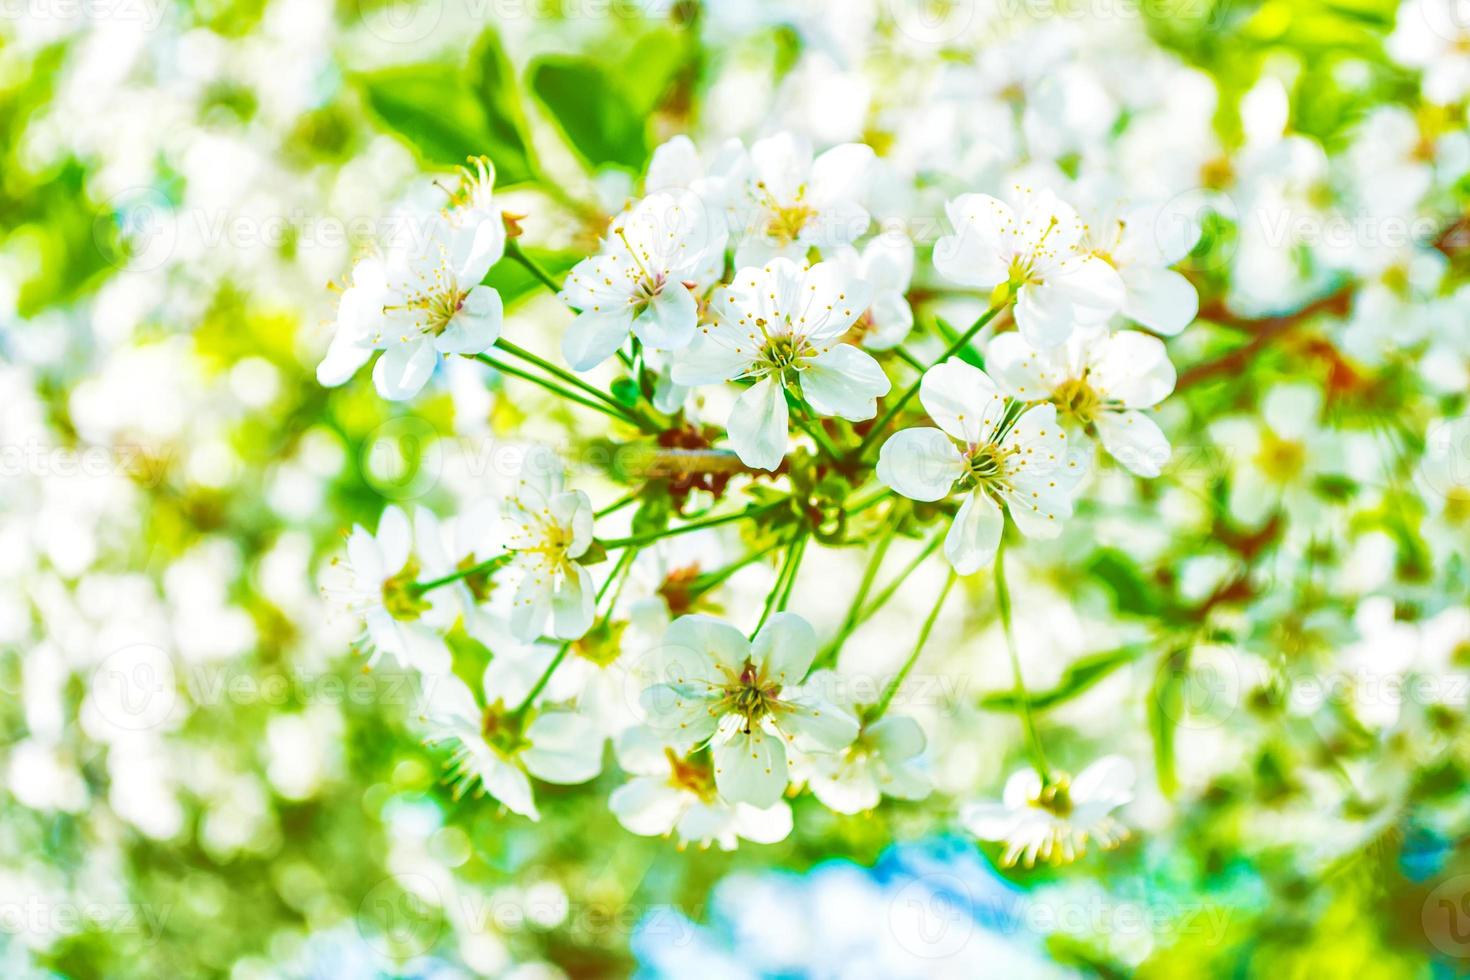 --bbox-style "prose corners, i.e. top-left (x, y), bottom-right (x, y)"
top-left (801, 344), bottom-right (890, 421)
top-left (632, 283), bottom-right (698, 351)
top-left (944, 490), bottom-right (1003, 574)
top-left (562, 309), bottom-right (633, 372)
top-left (919, 358), bottom-right (1006, 443)
top-left (522, 711), bottom-right (603, 784)
top-left (876, 427), bottom-right (965, 501)
top-left (713, 727), bottom-right (788, 807)
top-left (372, 339), bottom-right (438, 400)
top-left (1095, 410), bottom-right (1171, 478)
top-left (727, 377), bottom-right (789, 471)
top-left (1121, 265), bottom-right (1198, 336)
top-left (750, 612), bottom-right (817, 685)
